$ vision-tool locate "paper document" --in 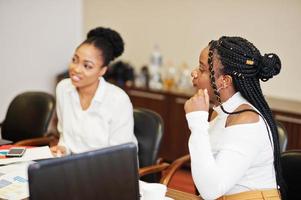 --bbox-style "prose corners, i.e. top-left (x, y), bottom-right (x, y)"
top-left (0, 162), bottom-right (32, 199)
top-left (0, 146), bottom-right (53, 166)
